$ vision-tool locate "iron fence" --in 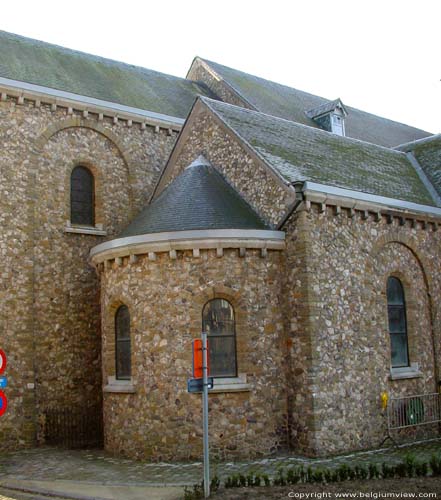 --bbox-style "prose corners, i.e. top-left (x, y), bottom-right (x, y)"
top-left (43, 407), bottom-right (103, 449)
top-left (387, 392), bottom-right (441, 431)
